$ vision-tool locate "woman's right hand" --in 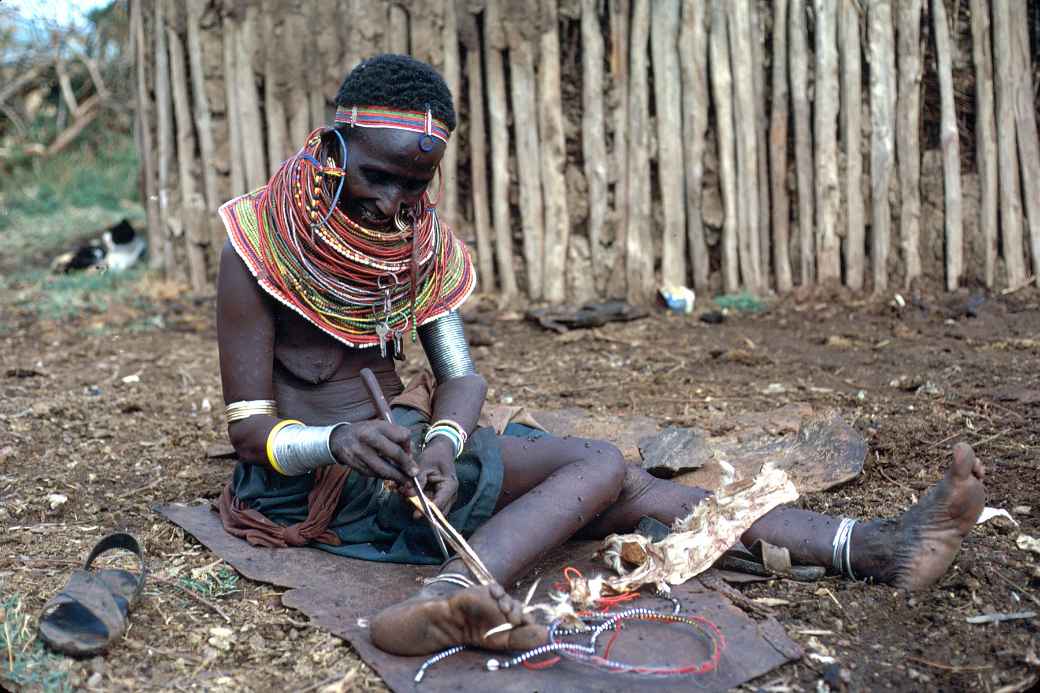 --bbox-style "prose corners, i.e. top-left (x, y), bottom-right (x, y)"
top-left (329, 420), bottom-right (418, 483)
